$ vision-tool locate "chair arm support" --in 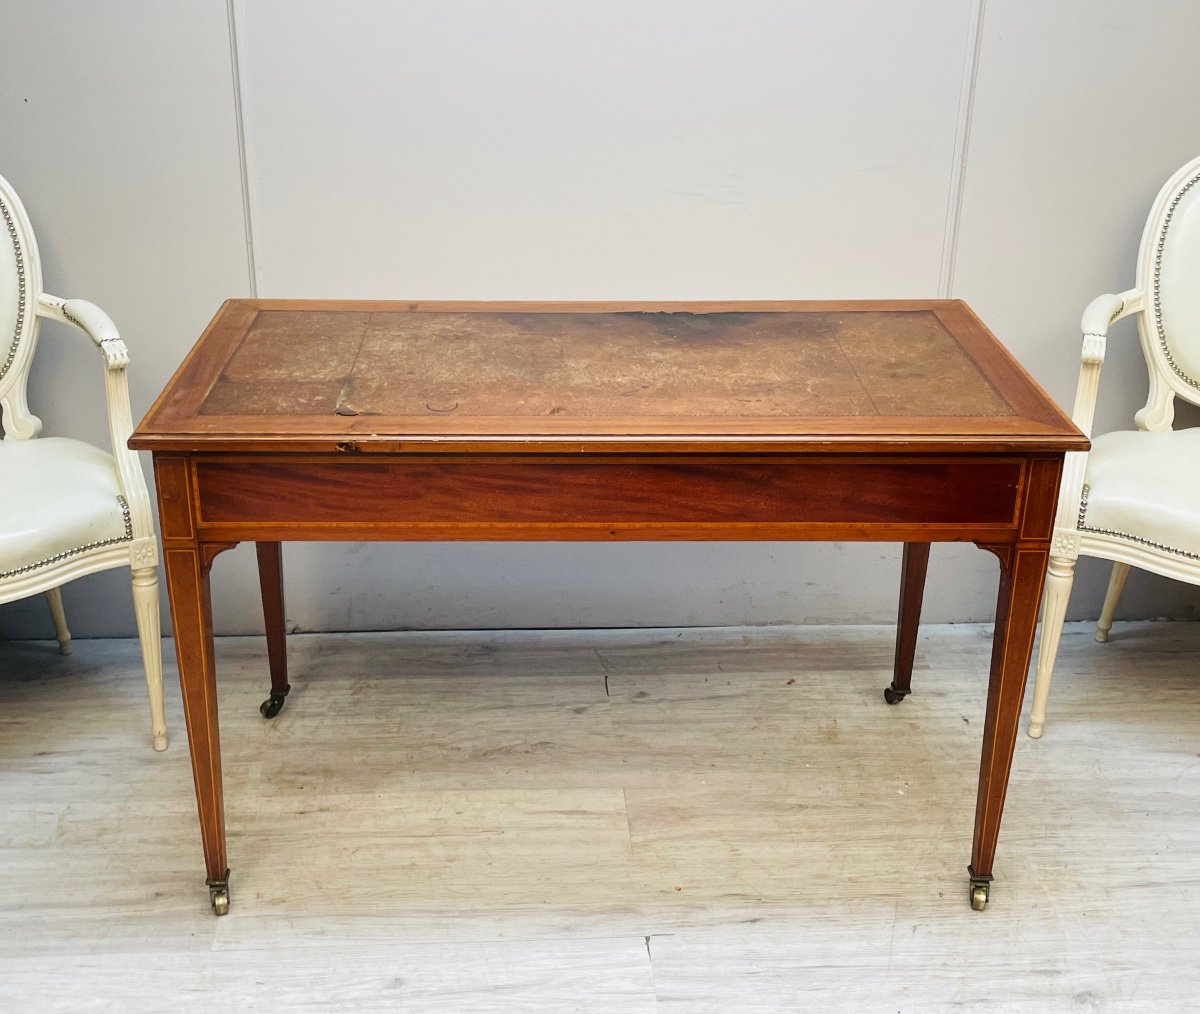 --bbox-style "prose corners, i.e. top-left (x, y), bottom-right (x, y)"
top-left (38, 294), bottom-right (130, 369)
top-left (35, 292), bottom-right (156, 545)
top-left (1052, 288), bottom-right (1144, 549)
top-left (1071, 288), bottom-right (1143, 434)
